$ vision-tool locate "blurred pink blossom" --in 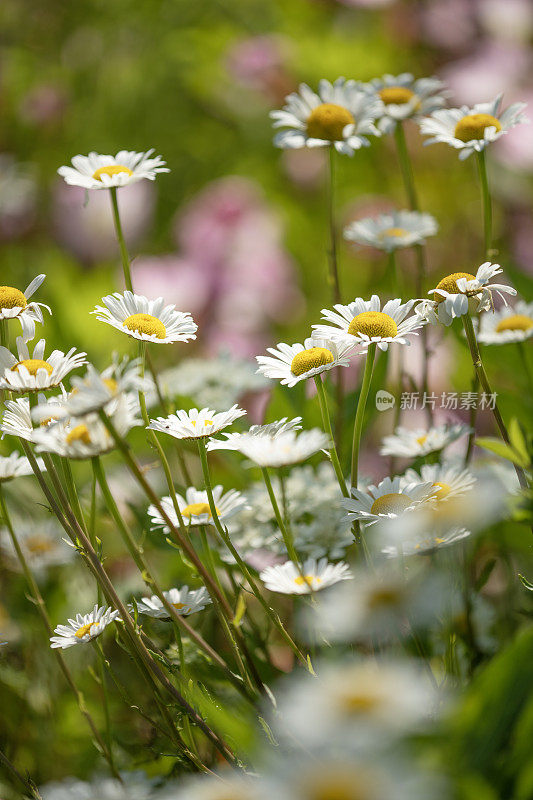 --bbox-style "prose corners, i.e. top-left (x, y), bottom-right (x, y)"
top-left (419, 0), bottom-right (478, 52)
top-left (19, 84), bottom-right (68, 126)
top-left (0, 155), bottom-right (37, 240)
top-left (131, 255), bottom-right (211, 314)
top-left (494, 91), bottom-right (533, 171)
